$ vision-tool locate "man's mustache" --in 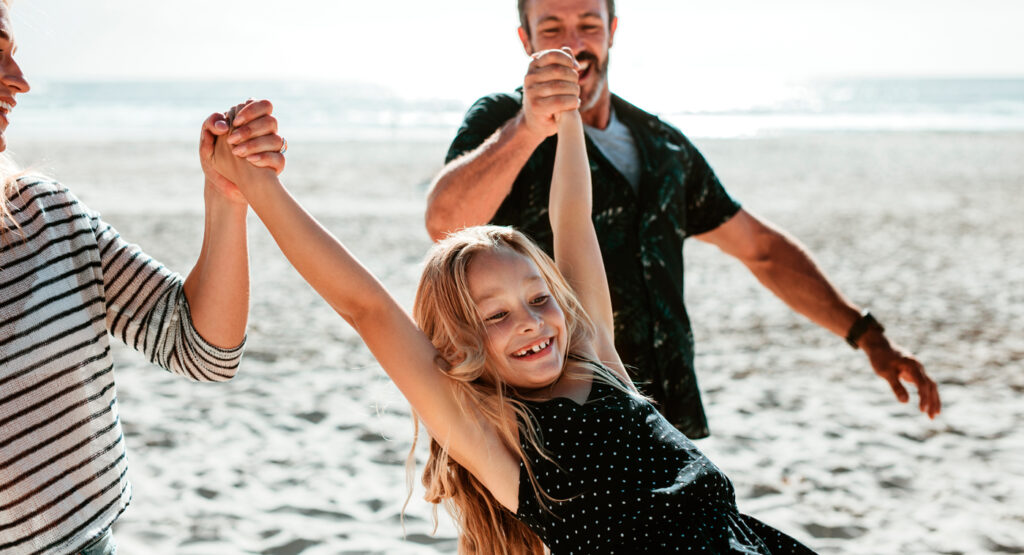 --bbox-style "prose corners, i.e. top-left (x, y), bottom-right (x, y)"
top-left (575, 51), bottom-right (600, 67)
